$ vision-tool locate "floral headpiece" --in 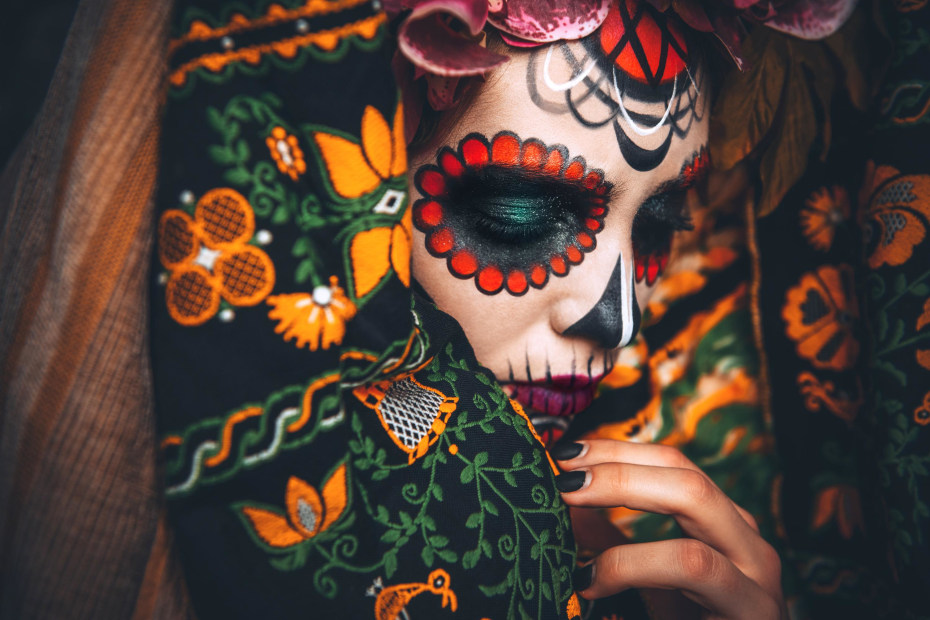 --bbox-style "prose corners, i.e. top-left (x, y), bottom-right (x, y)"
top-left (389, 0), bottom-right (876, 216)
